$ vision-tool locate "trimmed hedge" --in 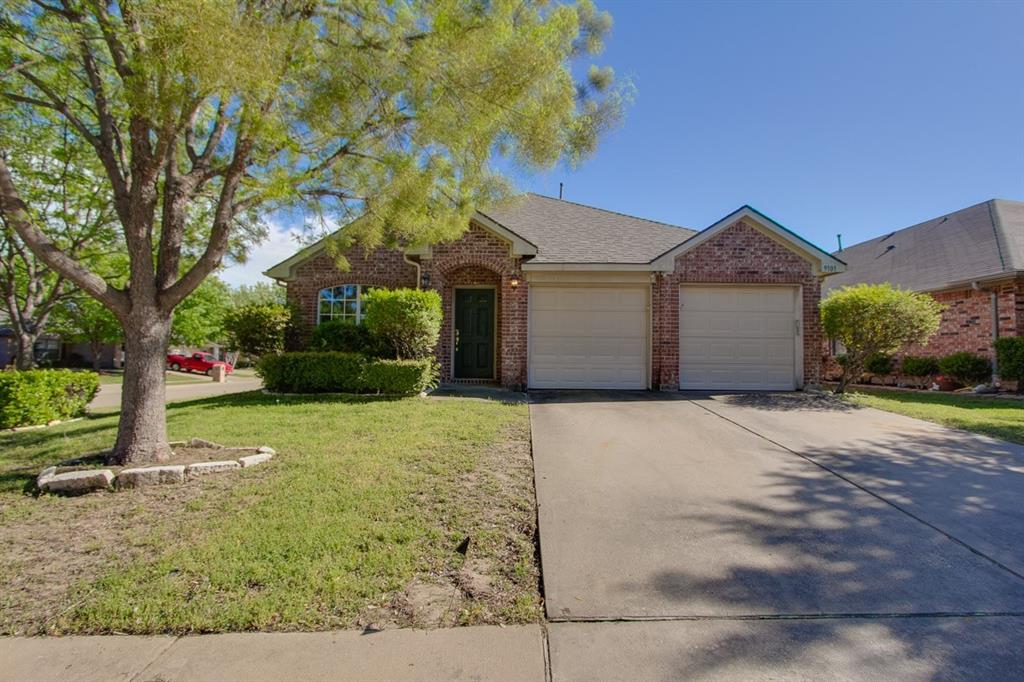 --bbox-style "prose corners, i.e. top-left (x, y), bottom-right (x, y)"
top-left (308, 320), bottom-right (393, 357)
top-left (900, 355), bottom-right (939, 377)
top-left (257, 352), bottom-right (438, 395)
top-left (0, 369), bottom-right (99, 429)
top-left (938, 351), bottom-right (992, 386)
top-left (995, 337), bottom-right (1024, 388)
top-left (865, 354), bottom-right (895, 375)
